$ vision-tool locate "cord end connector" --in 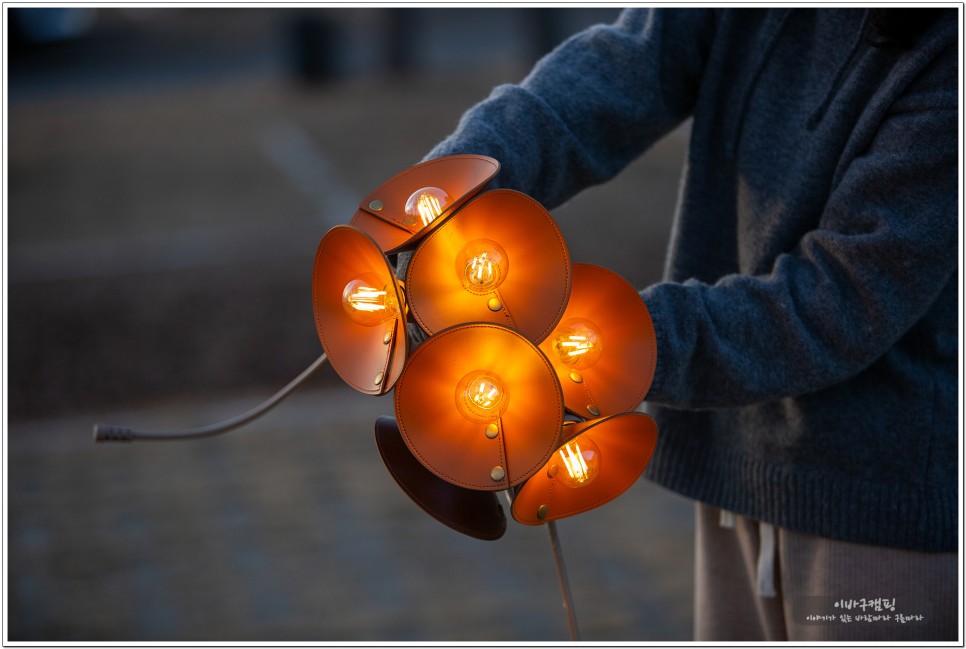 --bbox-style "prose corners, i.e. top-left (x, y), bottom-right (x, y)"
top-left (93, 424), bottom-right (135, 443)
